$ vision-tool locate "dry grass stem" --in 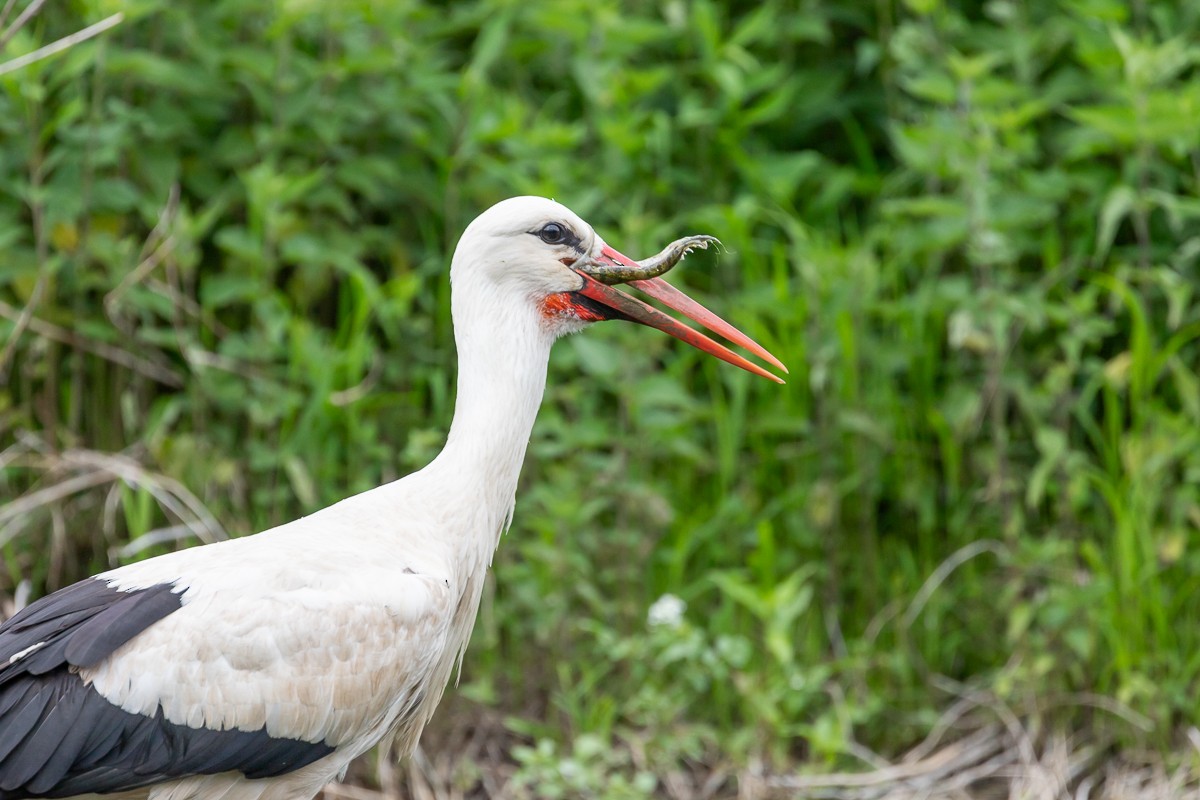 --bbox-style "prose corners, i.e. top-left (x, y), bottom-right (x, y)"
top-left (0, 435), bottom-right (226, 553)
top-left (0, 0), bottom-right (20, 37)
top-left (0, 299), bottom-right (184, 387)
top-left (902, 540), bottom-right (1009, 630)
top-left (0, 11), bottom-right (123, 75)
top-left (307, 707), bottom-right (1200, 800)
top-left (105, 184), bottom-right (181, 332)
top-left (0, 0), bottom-right (46, 49)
